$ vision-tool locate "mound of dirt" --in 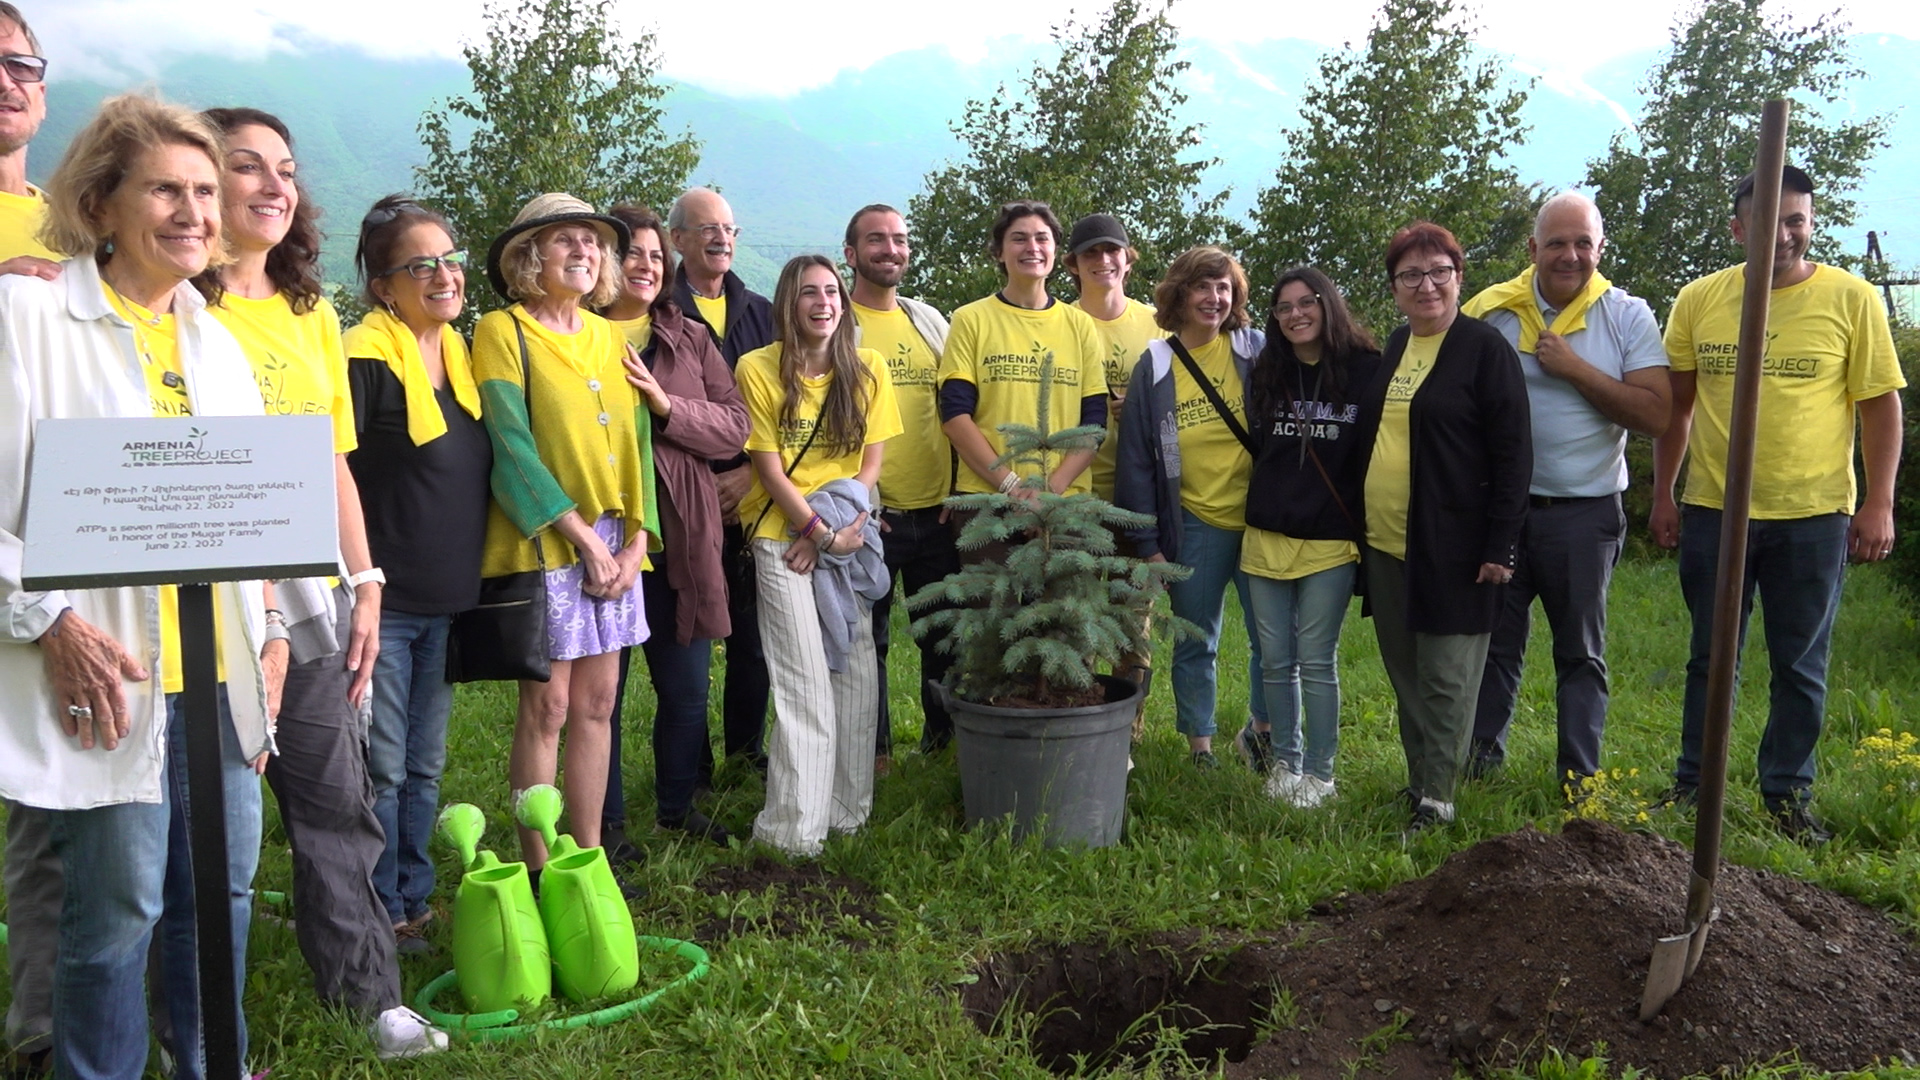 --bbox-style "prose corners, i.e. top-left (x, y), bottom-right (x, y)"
top-left (692, 856), bottom-right (889, 944)
top-left (965, 821), bottom-right (1920, 1078)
